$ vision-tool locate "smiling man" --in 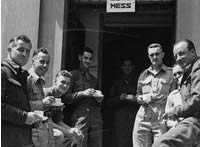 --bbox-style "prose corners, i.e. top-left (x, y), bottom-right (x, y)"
top-left (152, 39), bottom-right (200, 147)
top-left (1, 35), bottom-right (41, 147)
top-left (28, 48), bottom-right (65, 147)
top-left (62, 47), bottom-right (103, 147)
